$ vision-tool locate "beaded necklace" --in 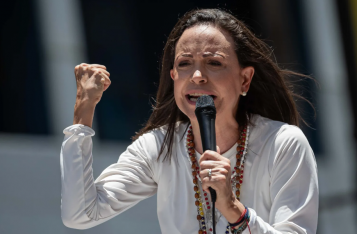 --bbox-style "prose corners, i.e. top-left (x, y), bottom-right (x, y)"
top-left (186, 124), bottom-right (249, 234)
